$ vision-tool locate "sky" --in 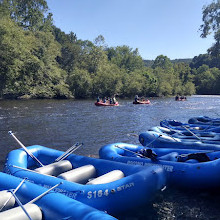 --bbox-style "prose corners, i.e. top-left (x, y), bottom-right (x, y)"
top-left (47, 0), bottom-right (214, 60)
